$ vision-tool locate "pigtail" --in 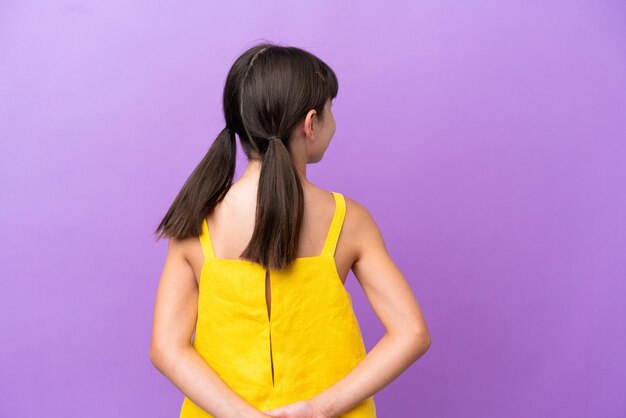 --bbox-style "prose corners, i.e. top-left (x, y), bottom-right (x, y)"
top-left (240, 137), bottom-right (304, 270)
top-left (154, 126), bottom-right (236, 240)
